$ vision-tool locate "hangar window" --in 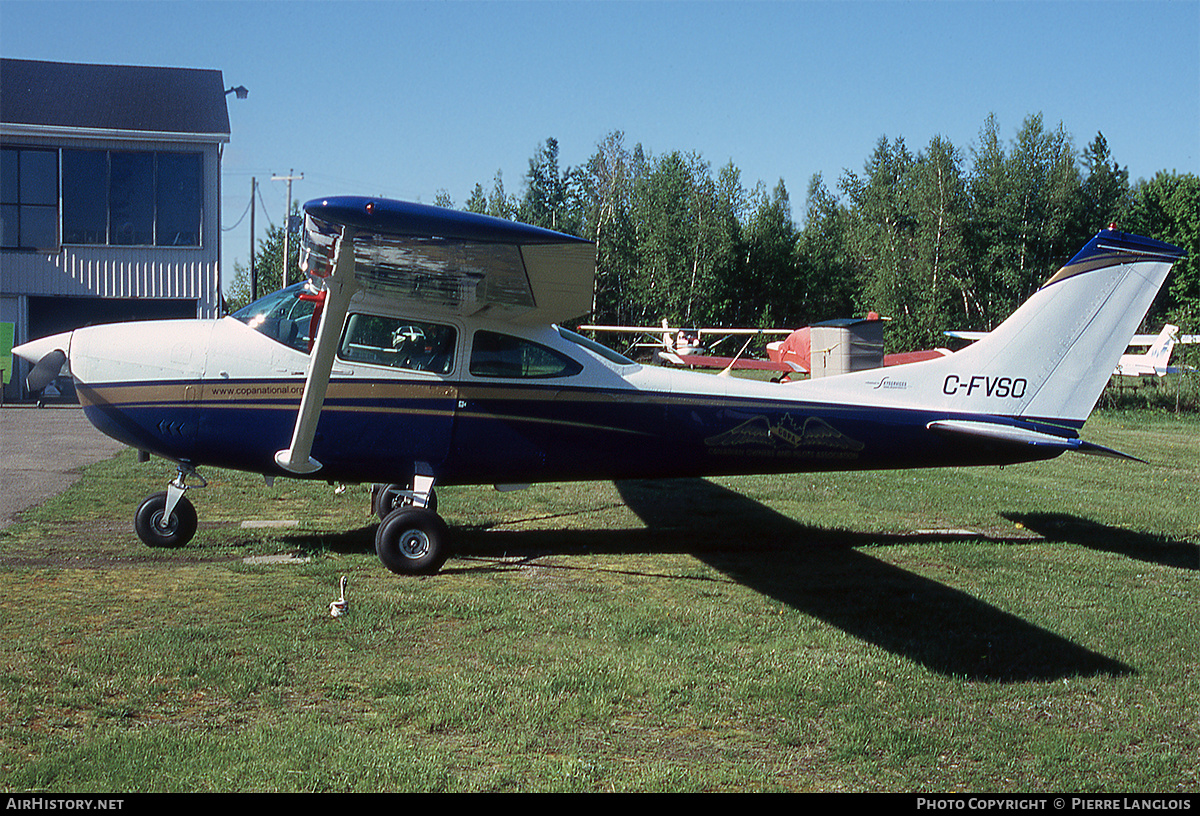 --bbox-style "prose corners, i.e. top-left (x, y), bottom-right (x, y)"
top-left (60, 149), bottom-right (203, 247)
top-left (61, 150), bottom-right (107, 244)
top-left (1, 147), bottom-right (59, 250)
top-left (155, 153), bottom-right (203, 246)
